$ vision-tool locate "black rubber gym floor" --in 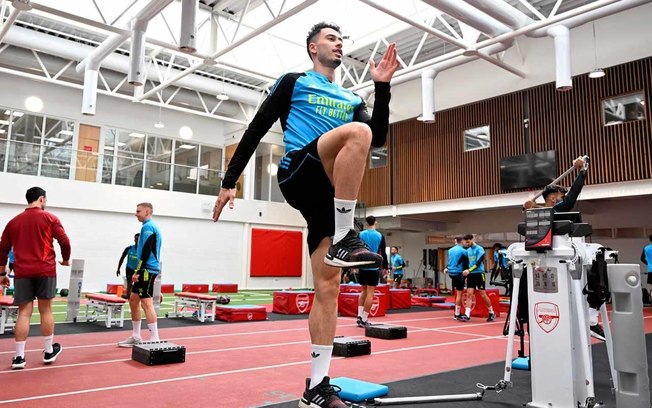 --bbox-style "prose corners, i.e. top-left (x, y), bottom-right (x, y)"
top-left (263, 335), bottom-right (652, 408)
